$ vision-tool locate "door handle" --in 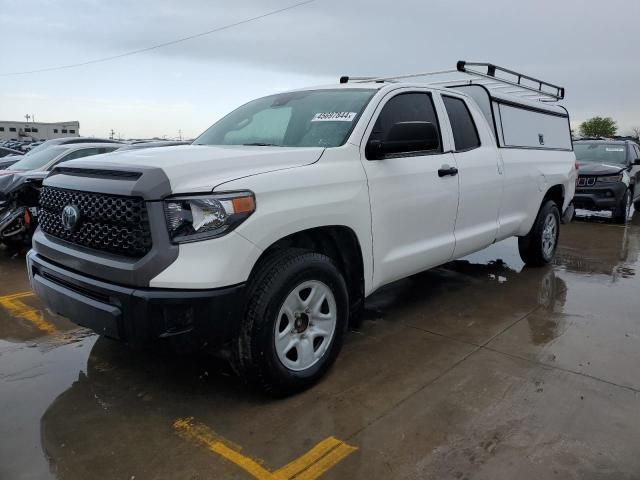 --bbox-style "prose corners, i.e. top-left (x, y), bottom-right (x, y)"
top-left (438, 165), bottom-right (458, 177)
